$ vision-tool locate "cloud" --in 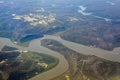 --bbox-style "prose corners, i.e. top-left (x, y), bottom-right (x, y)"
top-left (0, 1), bottom-right (4, 4)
